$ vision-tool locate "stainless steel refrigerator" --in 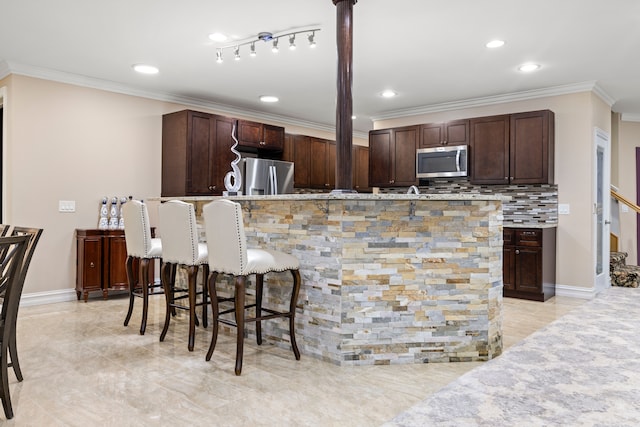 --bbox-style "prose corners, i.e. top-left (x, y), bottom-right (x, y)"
top-left (241, 158), bottom-right (295, 195)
